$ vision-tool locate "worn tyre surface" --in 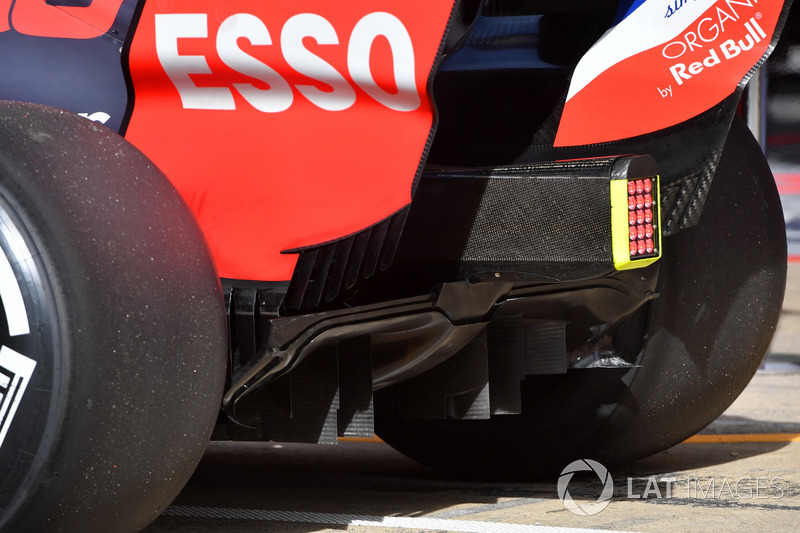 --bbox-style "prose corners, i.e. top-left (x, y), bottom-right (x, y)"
top-left (376, 117), bottom-right (787, 479)
top-left (0, 102), bottom-right (228, 532)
